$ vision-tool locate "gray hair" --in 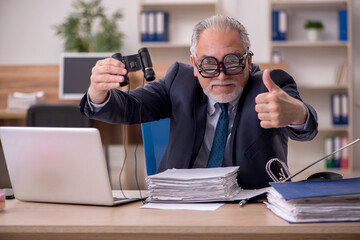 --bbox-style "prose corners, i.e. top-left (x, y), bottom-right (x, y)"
top-left (190, 15), bottom-right (251, 57)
